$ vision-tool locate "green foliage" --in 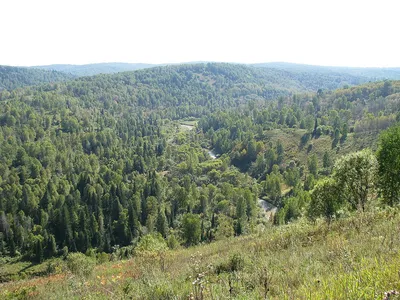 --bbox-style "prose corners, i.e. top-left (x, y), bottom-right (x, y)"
top-left (308, 178), bottom-right (341, 221)
top-left (215, 214), bottom-right (234, 240)
top-left (0, 62), bottom-right (399, 264)
top-left (304, 174), bottom-right (315, 191)
top-left (333, 149), bottom-right (378, 211)
top-left (377, 124), bottom-right (400, 205)
top-left (215, 253), bottom-right (244, 274)
top-left (3, 65), bottom-right (400, 299)
top-left (276, 190), bottom-right (310, 224)
top-left (66, 252), bottom-right (95, 278)
top-left (6, 208), bottom-right (400, 299)
top-left (135, 233), bottom-right (168, 255)
top-left (96, 252), bottom-right (110, 264)
top-left (167, 233), bottom-right (180, 250)
top-left (181, 213), bottom-right (201, 246)
top-left (308, 154), bottom-right (319, 177)
top-left (323, 151), bottom-right (332, 169)
top-left (0, 65), bottom-right (74, 90)
top-left (263, 172), bottom-right (282, 204)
